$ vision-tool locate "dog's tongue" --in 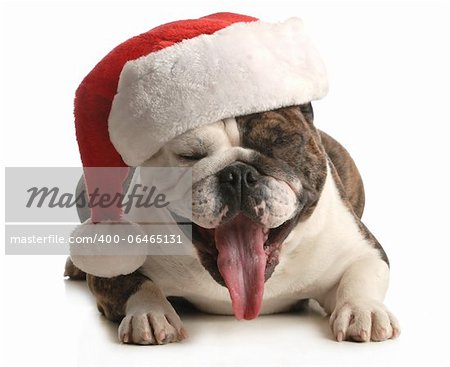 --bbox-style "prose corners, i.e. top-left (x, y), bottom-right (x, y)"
top-left (215, 214), bottom-right (267, 320)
